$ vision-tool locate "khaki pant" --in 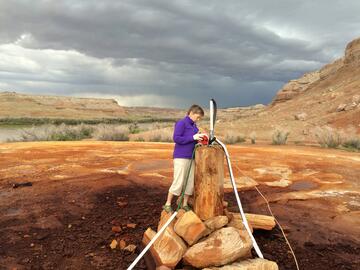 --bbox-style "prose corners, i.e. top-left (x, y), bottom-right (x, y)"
top-left (169, 158), bottom-right (195, 196)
